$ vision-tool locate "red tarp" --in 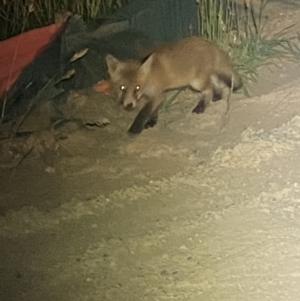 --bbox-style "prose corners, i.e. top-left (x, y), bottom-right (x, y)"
top-left (0, 23), bottom-right (64, 98)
